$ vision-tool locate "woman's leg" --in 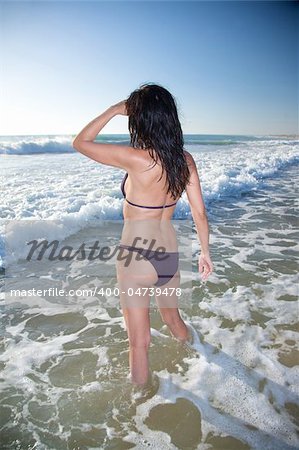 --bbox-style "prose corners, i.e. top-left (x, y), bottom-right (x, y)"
top-left (158, 307), bottom-right (190, 342)
top-left (121, 305), bottom-right (151, 386)
top-left (116, 250), bottom-right (157, 386)
top-left (155, 270), bottom-right (190, 343)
